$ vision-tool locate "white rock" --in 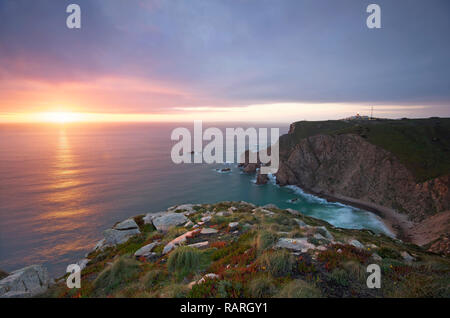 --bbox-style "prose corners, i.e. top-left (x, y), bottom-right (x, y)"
top-left (316, 226), bottom-right (334, 240)
top-left (313, 233), bottom-right (327, 241)
top-left (349, 239), bottom-right (365, 249)
top-left (143, 211), bottom-right (166, 224)
top-left (167, 204), bottom-right (199, 215)
top-left (188, 241), bottom-right (209, 248)
top-left (201, 216), bottom-right (212, 222)
top-left (134, 241), bottom-right (160, 257)
top-left (263, 204), bottom-right (278, 210)
top-left (200, 228), bottom-right (218, 235)
top-left (294, 218), bottom-right (308, 227)
top-left (228, 222), bottom-right (239, 229)
top-left (152, 213), bottom-right (188, 232)
top-left (401, 251), bottom-right (416, 262)
top-left (103, 227), bottom-right (140, 246)
top-left (275, 238), bottom-right (316, 253)
top-left (286, 208), bottom-right (301, 216)
top-left (216, 211), bottom-right (231, 217)
top-left (0, 265), bottom-right (50, 298)
top-left (114, 218), bottom-right (138, 230)
top-left (76, 259), bottom-right (90, 271)
top-left (371, 253), bottom-right (383, 261)
top-left (162, 243), bottom-right (175, 255)
top-left (93, 238), bottom-right (106, 251)
top-left (184, 220), bottom-right (194, 227)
